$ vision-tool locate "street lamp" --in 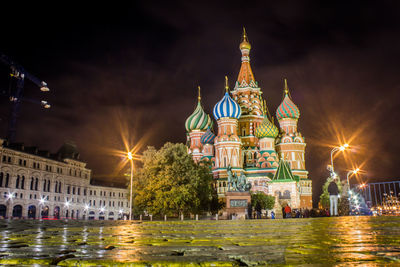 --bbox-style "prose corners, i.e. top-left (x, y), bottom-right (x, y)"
top-left (127, 151), bottom-right (134, 220)
top-left (330, 143), bottom-right (349, 172)
top-left (346, 168), bottom-right (360, 190)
